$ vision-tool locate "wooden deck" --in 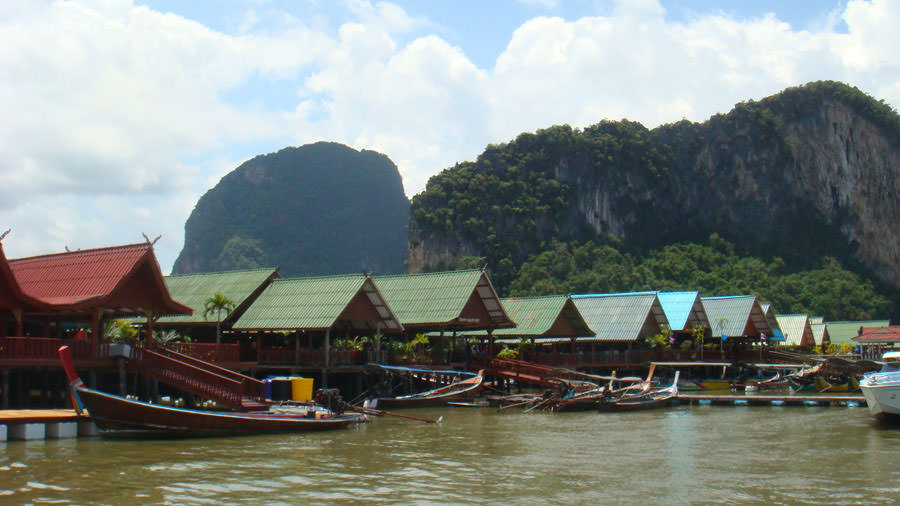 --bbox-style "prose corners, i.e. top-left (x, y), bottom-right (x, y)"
top-left (678, 393), bottom-right (866, 407)
top-left (0, 409), bottom-right (89, 424)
